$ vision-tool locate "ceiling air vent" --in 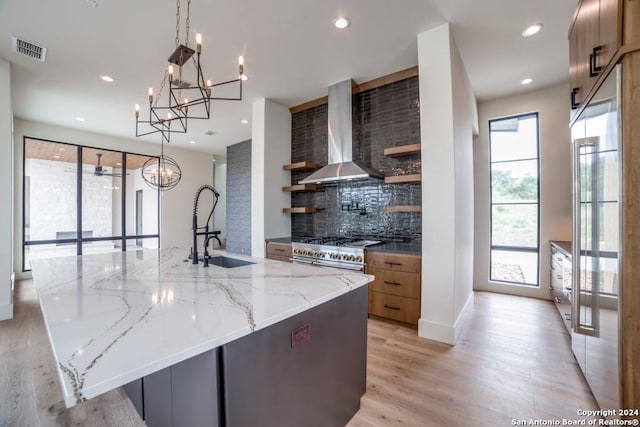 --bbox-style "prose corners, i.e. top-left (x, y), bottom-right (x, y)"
top-left (11, 36), bottom-right (47, 62)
